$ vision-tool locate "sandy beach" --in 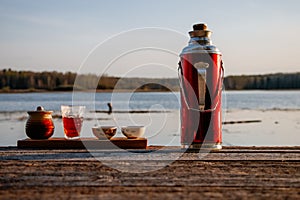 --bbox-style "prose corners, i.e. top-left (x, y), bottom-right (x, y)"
top-left (1, 109), bottom-right (299, 147)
